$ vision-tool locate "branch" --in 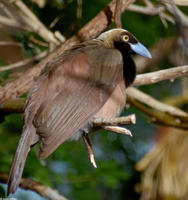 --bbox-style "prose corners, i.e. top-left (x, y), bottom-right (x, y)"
top-left (0, 173), bottom-right (68, 200)
top-left (127, 2), bottom-right (175, 25)
top-left (102, 125), bottom-right (132, 136)
top-left (162, 0), bottom-right (188, 27)
top-left (0, 0), bottom-right (135, 104)
top-left (11, 0), bottom-right (61, 45)
top-left (93, 114), bottom-right (136, 126)
top-left (114, 0), bottom-right (122, 28)
top-left (83, 115), bottom-right (135, 168)
top-left (133, 65), bottom-right (188, 86)
top-left (127, 88), bottom-right (188, 129)
top-left (0, 0), bottom-right (31, 31)
top-left (0, 41), bottom-right (21, 46)
top-left (173, 0), bottom-right (188, 6)
top-left (126, 88), bottom-right (188, 117)
top-left (0, 50), bottom-right (48, 72)
top-left (0, 15), bottom-right (25, 30)
top-left (0, 98), bottom-right (25, 113)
